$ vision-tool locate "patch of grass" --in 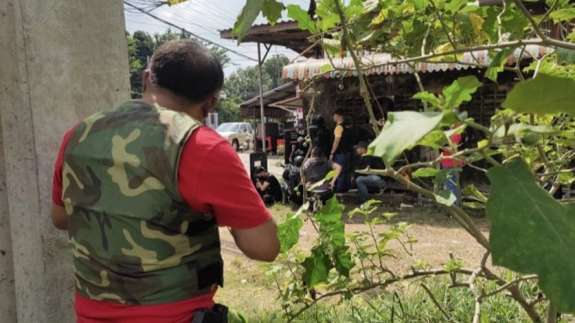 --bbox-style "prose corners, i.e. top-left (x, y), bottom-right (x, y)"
top-left (229, 278), bottom-right (571, 323)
